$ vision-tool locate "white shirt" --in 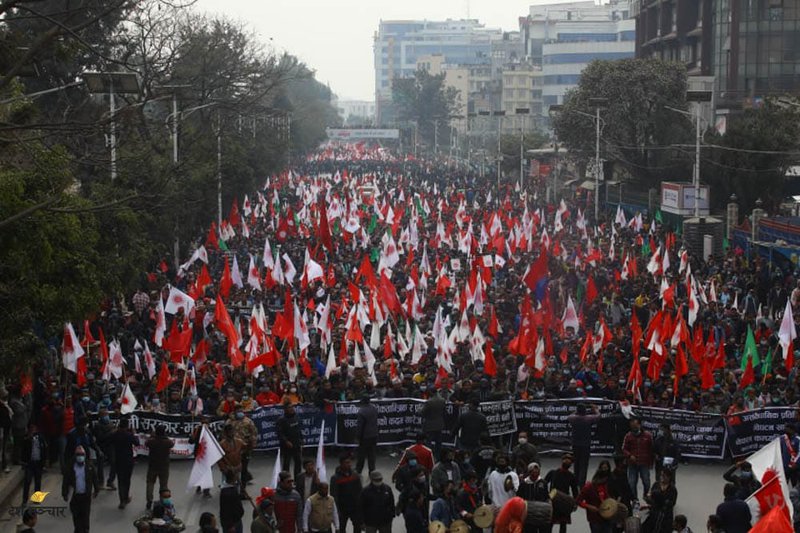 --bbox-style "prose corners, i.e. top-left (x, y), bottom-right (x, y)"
top-left (487, 469), bottom-right (519, 509)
